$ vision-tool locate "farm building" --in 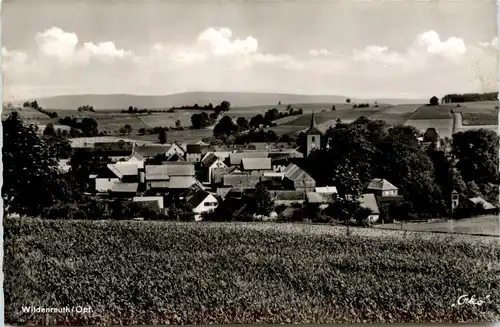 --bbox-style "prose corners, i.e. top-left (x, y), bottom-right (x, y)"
top-left (241, 158), bottom-right (273, 174)
top-left (110, 182), bottom-right (139, 198)
top-left (468, 197), bottom-right (497, 211)
top-left (145, 164), bottom-right (200, 192)
top-left (92, 162), bottom-right (140, 193)
top-left (228, 152), bottom-right (269, 166)
top-left (185, 144), bottom-right (209, 162)
top-left (282, 163), bottom-right (316, 191)
top-left (366, 178), bottom-right (398, 197)
top-left (315, 186), bottom-right (338, 194)
top-left (223, 173), bottom-right (262, 191)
